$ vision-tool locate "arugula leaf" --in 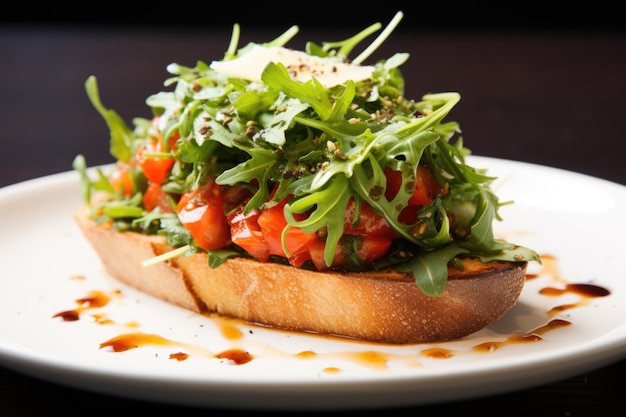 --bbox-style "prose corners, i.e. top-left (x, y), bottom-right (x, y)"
top-left (396, 245), bottom-right (470, 296)
top-left (475, 243), bottom-right (543, 264)
top-left (284, 174), bottom-right (352, 266)
top-left (262, 63), bottom-right (334, 120)
top-left (256, 96), bottom-right (310, 146)
top-left (84, 76), bottom-right (134, 163)
top-left (216, 147), bottom-right (278, 214)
